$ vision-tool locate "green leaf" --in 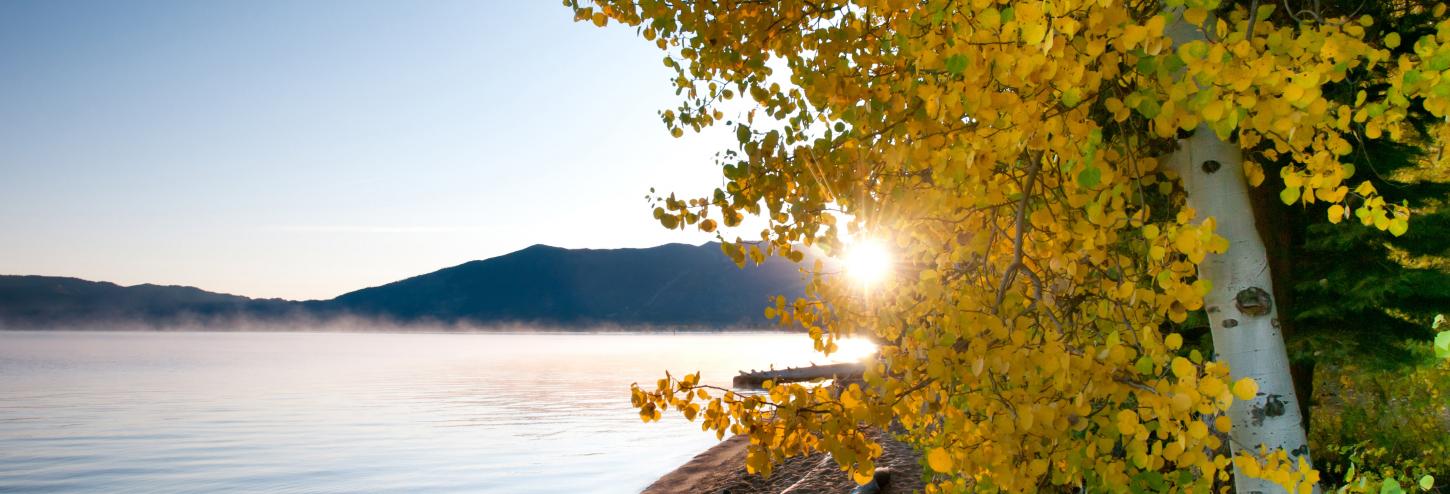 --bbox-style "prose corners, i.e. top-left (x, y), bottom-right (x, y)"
top-left (1135, 356), bottom-right (1155, 375)
top-left (1136, 98), bottom-right (1161, 119)
top-left (1280, 186), bottom-right (1301, 205)
top-left (1136, 55), bottom-right (1158, 74)
top-left (1382, 478), bottom-right (1404, 494)
top-left (1430, 51), bottom-right (1450, 72)
top-left (1159, 54), bottom-right (1186, 75)
top-left (1061, 87), bottom-right (1084, 108)
top-left (1180, 41), bottom-right (1209, 61)
top-left (1416, 37), bottom-right (1436, 57)
top-left (1256, 3), bottom-right (1276, 21)
top-left (945, 54), bottom-right (969, 75)
top-left (1420, 475), bottom-right (1434, 491)
top-left (1404, 69), bottom-right (1424, 85)
top-left (1078, 166), bottom-right (1102, 188)
top-left (1434, 331), bottom-right (1450, 360)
